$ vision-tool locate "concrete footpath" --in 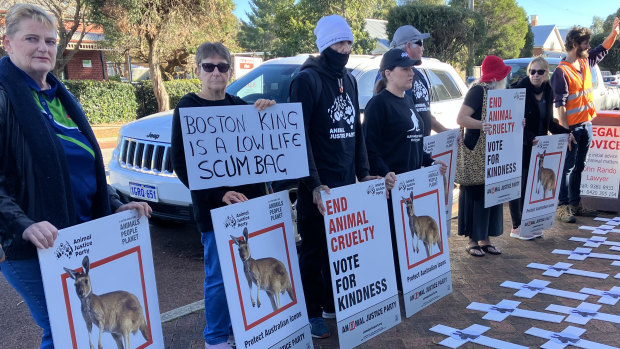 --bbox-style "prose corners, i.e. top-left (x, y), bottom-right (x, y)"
top-left (161, 210), bottom-right (620, 349)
